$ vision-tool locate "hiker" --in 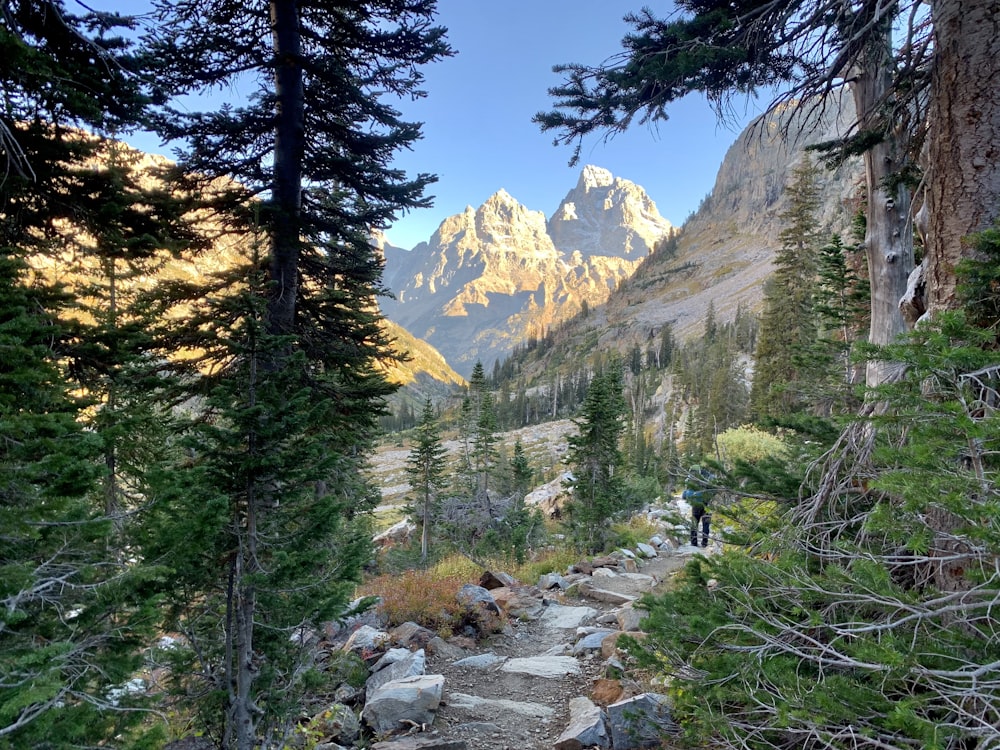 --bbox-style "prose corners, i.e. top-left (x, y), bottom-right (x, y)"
top-left (682, 465), bottom-right (712, 547)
